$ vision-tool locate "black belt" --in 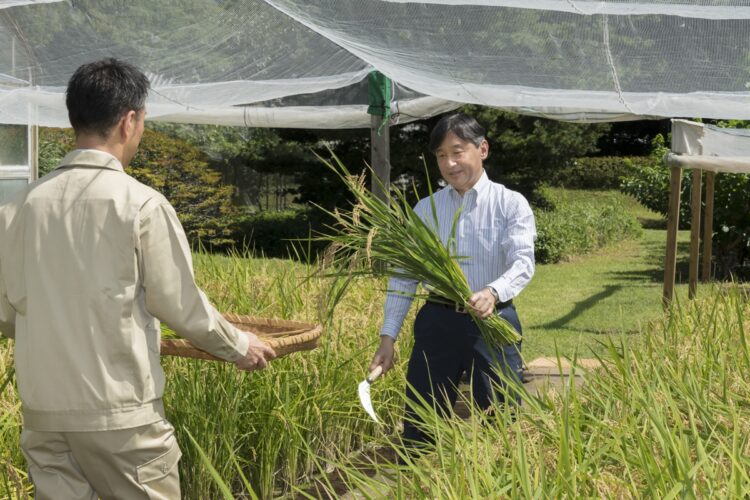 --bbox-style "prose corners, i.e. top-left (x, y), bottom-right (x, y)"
top-left (427, 294), bottom-right (512, 314)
